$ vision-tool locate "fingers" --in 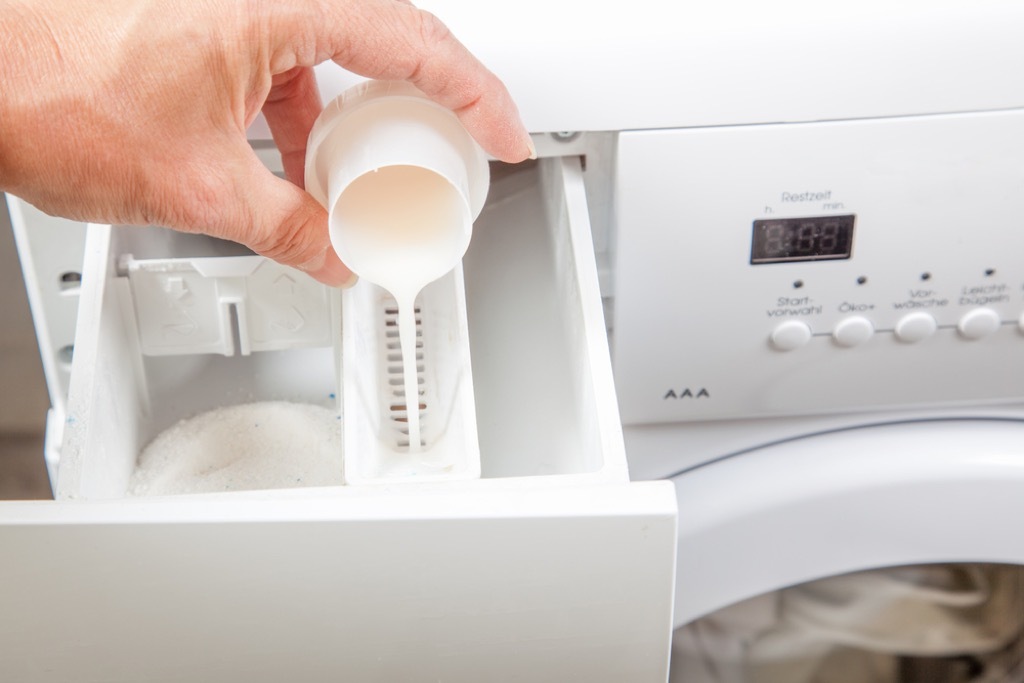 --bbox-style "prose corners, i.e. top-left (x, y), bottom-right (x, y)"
top-left (261, 66), bottom-right (322, 187)
top-left (210, 149), bottom-right (355, 287)
top-left (246, 171), bottom-right (355, 287)
top-left (270, 0), bottom-right (534, 163)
